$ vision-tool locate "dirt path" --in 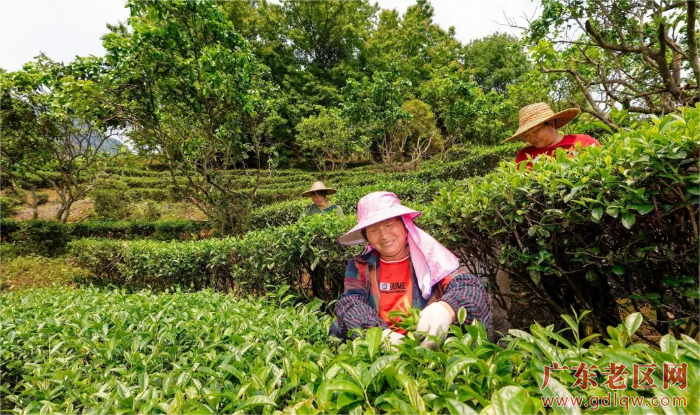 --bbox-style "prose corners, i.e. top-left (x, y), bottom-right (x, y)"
top-left (5, 190), bottom-right (95, 222)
